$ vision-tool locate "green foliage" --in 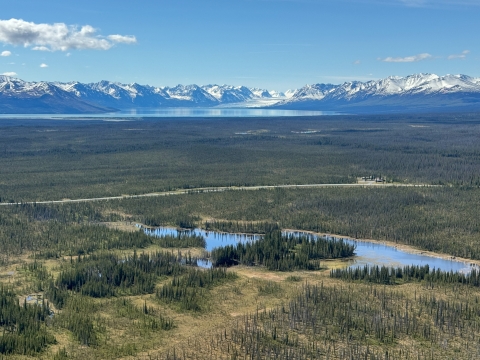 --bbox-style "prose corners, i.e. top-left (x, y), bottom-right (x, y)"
top-left (211, 230), bottom-right (355, 271)
top-left (156, 268), bottom-right (237, 311)
top-left (204, 220), bottom-right (279, 234)
top-left (54, 251), bottom-right (186, 298)
top-left (144, 213), bottom-right (200, 229)
top-left (45, 281), bottom-right (70, 309)
top-left (54, 297), bottom-right (99, 346)
top-left (52, 347), bottom-right (68, 360)
top-left (168, 282), bottom-right (480, 359)
top-left (285, 275), bottom-right (302, 282)
top-left (0, 209), bottom-right (155, 258)
top-left (4, 115), bottom-right (480, 263)
top-left (332, 264), bottom-right (480, 287)
top-left (4, 114), bottom-right (480, 204)
top-left (153, 234), bottom-right (206, 248)
top-left (113, 298), bottom-right (174, 331)
top-left (5, 115), bottom-right (480, 358)
top-left (257, 281), bottom-right (282, 296)
top-left (110, 185), bottom-right (480, 261)
top-left (24, 260), bottom-right (50, 281)
top-left (0, 286), bottom-right (55, 355)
